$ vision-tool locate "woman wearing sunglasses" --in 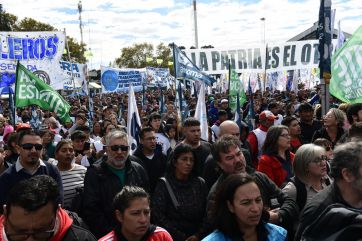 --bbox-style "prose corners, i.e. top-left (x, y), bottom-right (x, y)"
top-left (282, 143), bottom-right (332, 235)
